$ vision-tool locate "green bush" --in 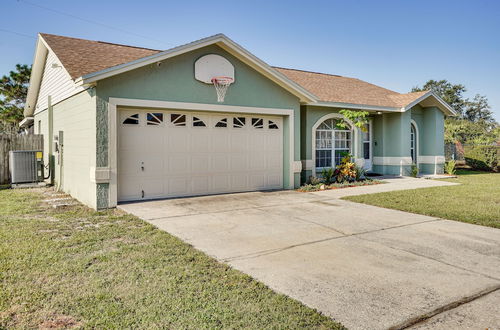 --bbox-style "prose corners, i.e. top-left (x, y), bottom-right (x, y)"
top-left (320, 167), bottom-right (335, 184)
top-left (464, 145), bottom-right (499, 172)
top-left (411, 164), bottom-right (419, 177)
top-left (444, 160), bottom-right (456, 175)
